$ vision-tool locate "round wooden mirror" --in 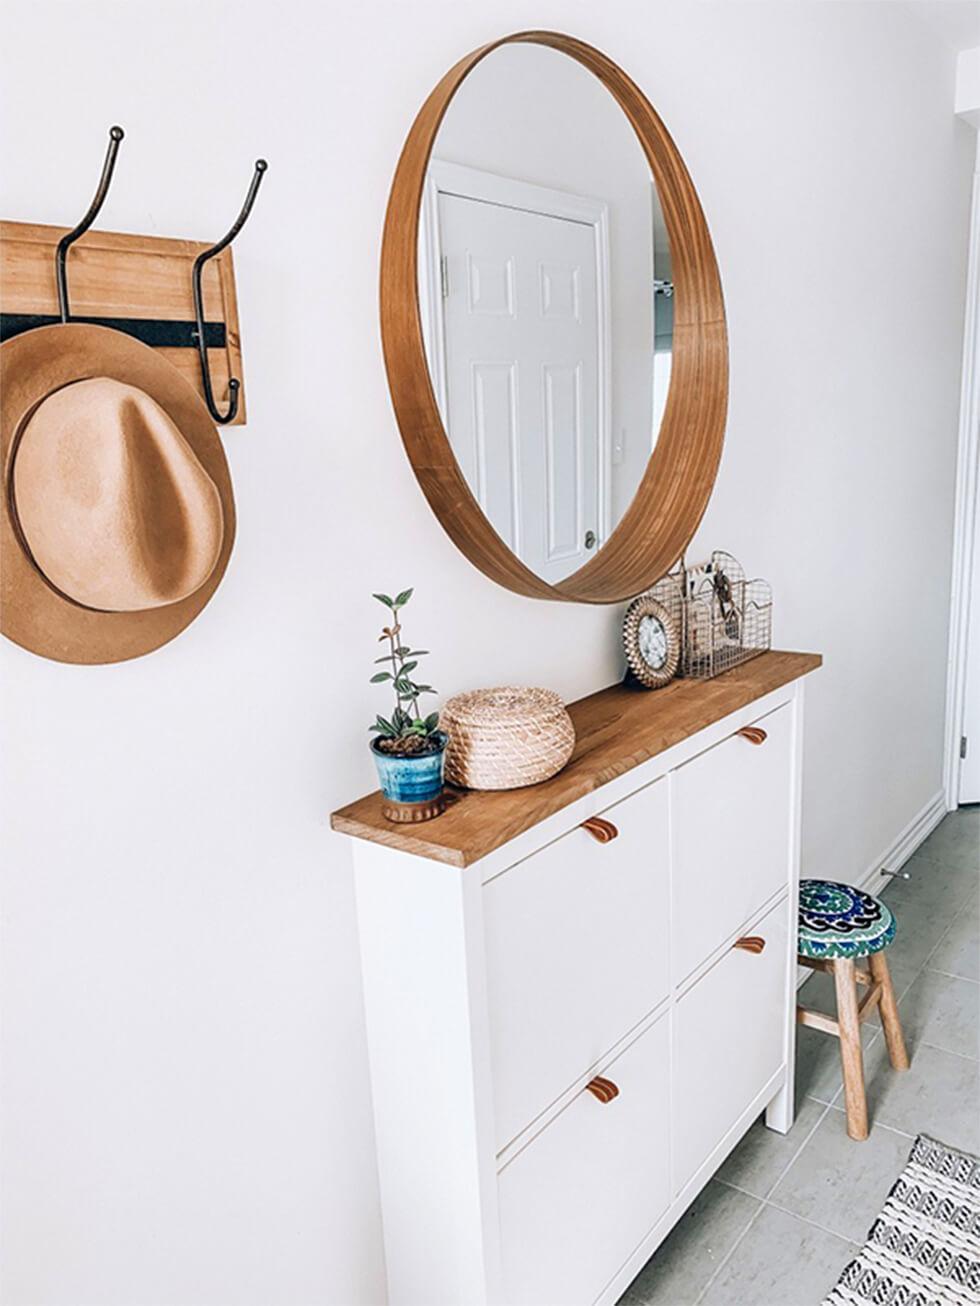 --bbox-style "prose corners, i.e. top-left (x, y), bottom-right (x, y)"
top-left (381, 30), bottom-right (727, 603)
